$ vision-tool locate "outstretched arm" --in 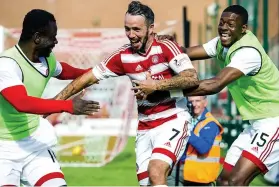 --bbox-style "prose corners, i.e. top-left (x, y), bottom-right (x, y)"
top-left (1, 85), bottom-right (99, 115)
top-left (183, 67), bottom-right (244, 96)
top-left (55, 70), bottom-right (98, 100)
top-left (156, 34), bottom-right (216, 61)
top-left (132, 68), bottom-right (199, 98)
top-left (55, 46), bottom-right (125, 100)
top-left (181, 45), bottom-right (211, 61)
top-left (55, 62), bottom-right (92, 80)
top-left (152, 68), bottom-right (199, 91)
